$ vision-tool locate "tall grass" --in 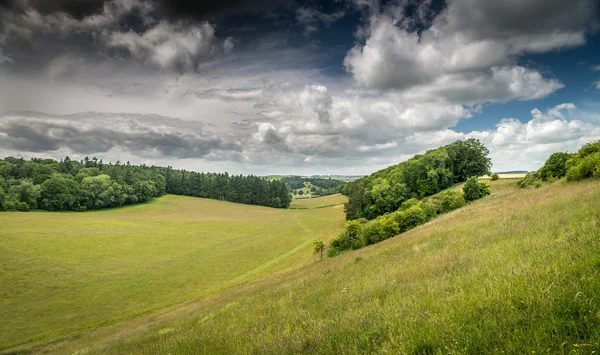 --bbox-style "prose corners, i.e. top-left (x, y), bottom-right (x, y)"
top-left (93, 180), bottom-right (600, 354)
